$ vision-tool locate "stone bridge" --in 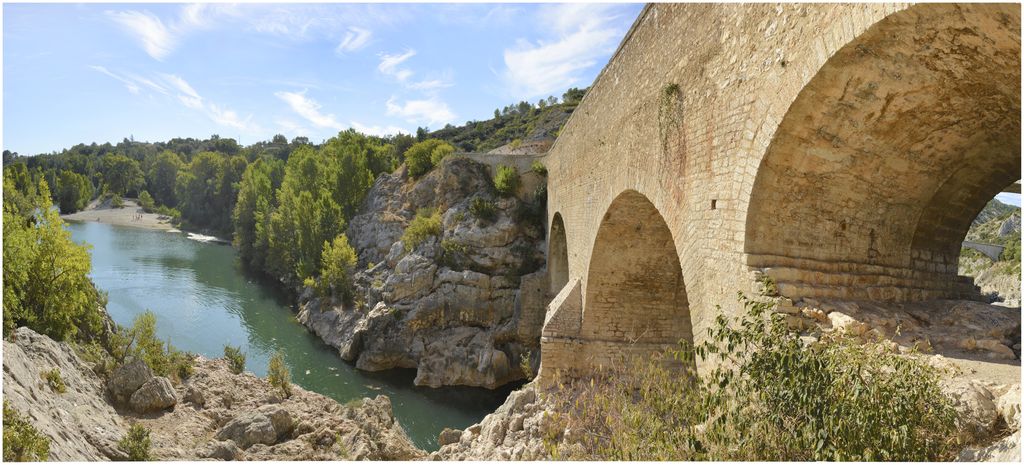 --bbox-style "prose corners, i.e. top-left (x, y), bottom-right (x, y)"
top-left (538, 3), bottom-right (1021, 377)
